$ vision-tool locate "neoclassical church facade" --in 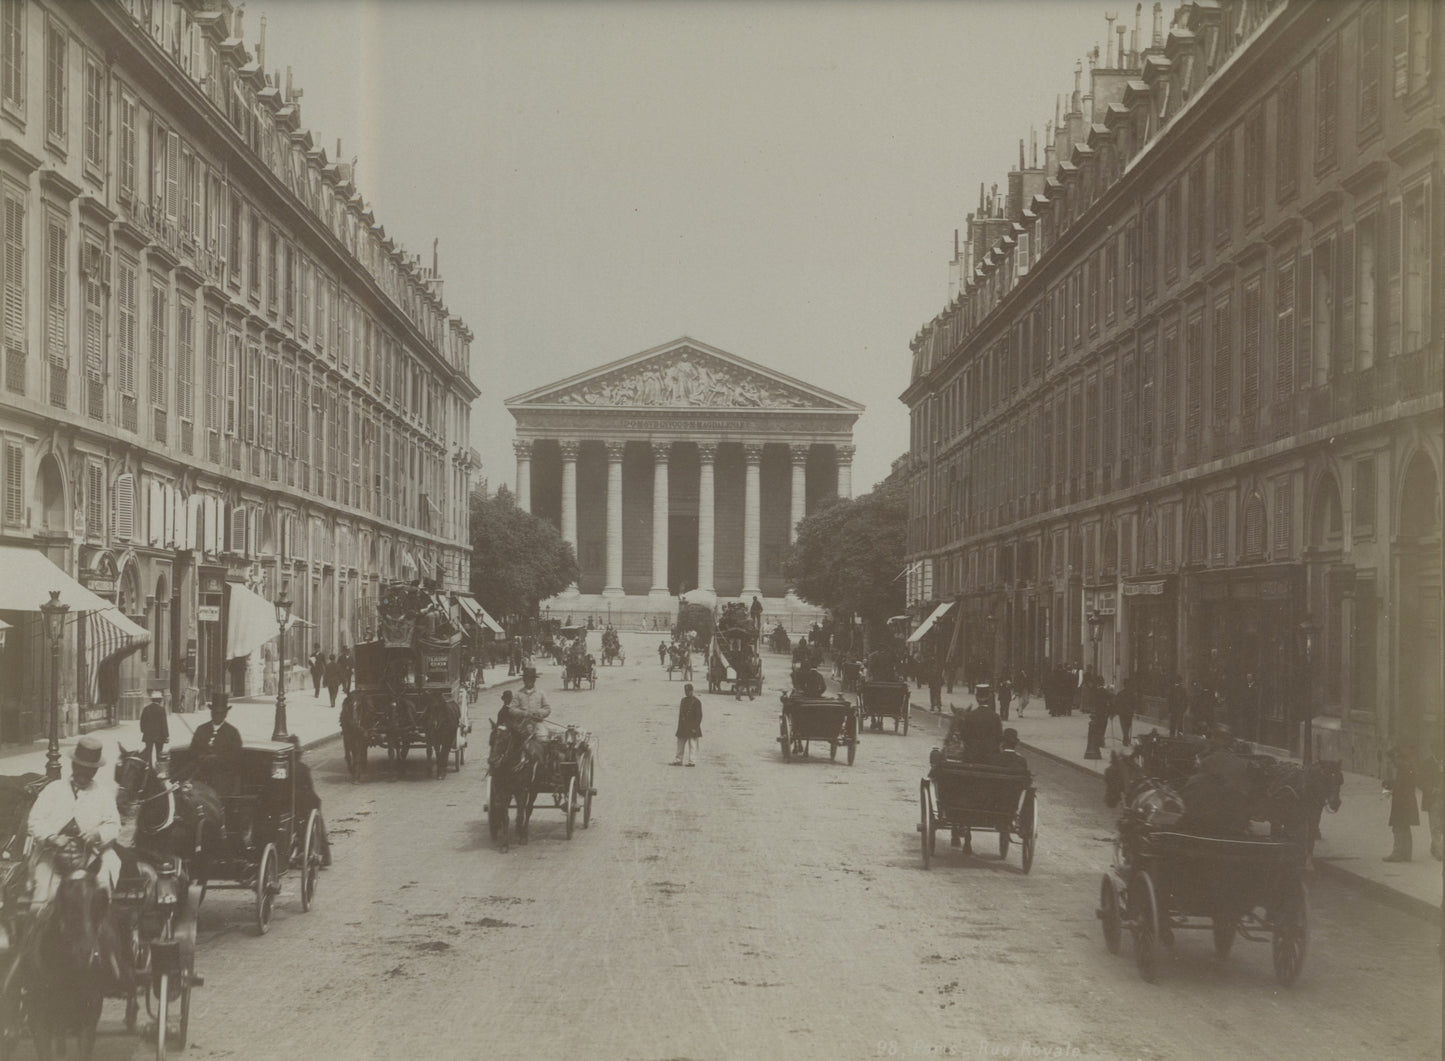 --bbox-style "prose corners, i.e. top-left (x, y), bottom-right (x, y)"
top-left (506, 338), bottom-right (863, 612)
